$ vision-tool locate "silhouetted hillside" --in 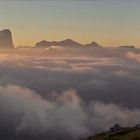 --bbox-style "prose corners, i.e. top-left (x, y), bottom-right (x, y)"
top-left (118, 45), bottom-right (135, 49)
top-left (82, 124), bottom-right (140, 140)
